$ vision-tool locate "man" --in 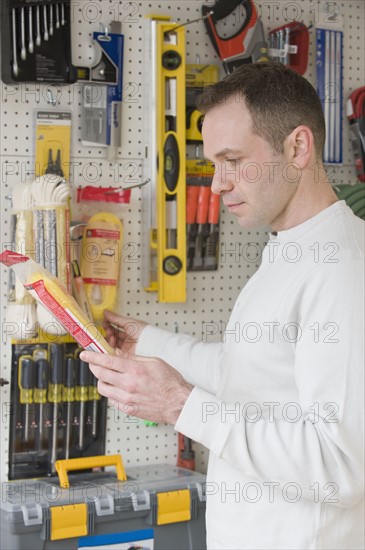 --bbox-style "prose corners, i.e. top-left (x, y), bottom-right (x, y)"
top-left (80, 63), bottom-right (364, 549)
